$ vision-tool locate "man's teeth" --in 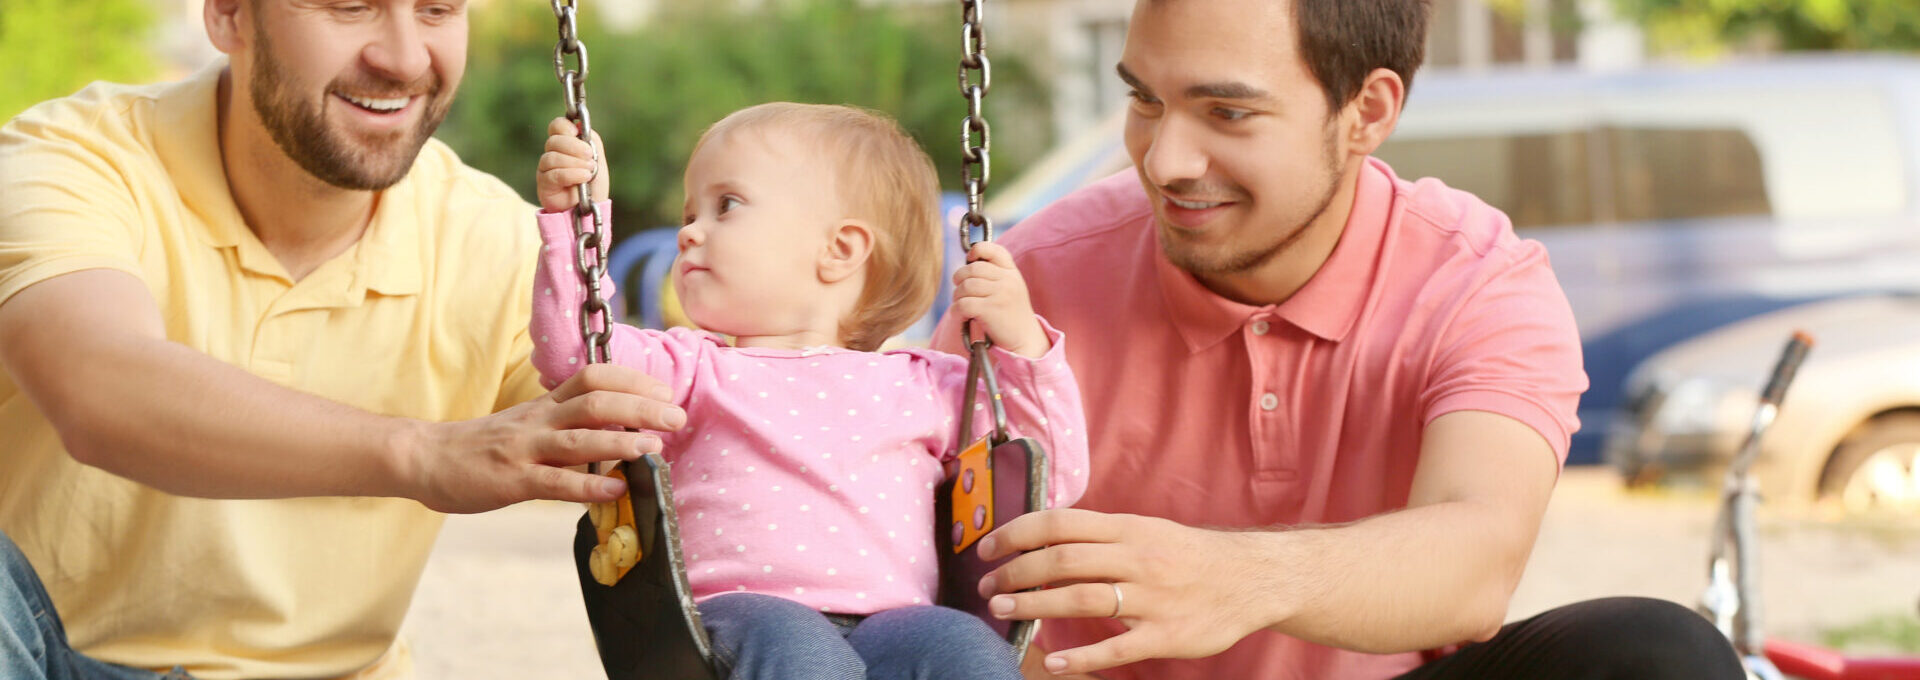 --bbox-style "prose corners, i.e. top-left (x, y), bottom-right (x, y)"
top-left (1168, 197), bottom-right (1224, 210)
top-left (344, 94), bottom-right (409, 112)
